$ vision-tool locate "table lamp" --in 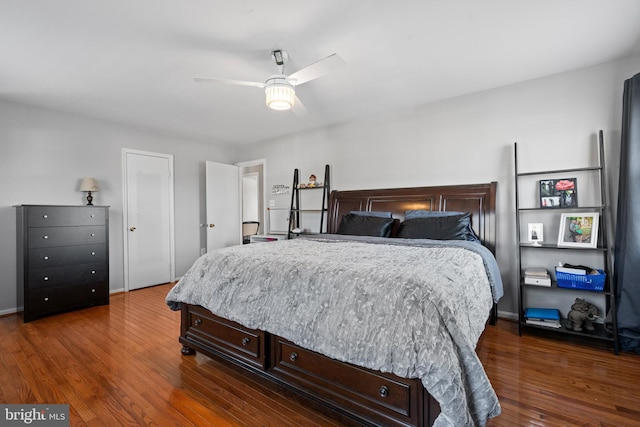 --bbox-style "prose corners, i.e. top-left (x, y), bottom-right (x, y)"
top-left (80, 177), bottom-right (99, 205)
